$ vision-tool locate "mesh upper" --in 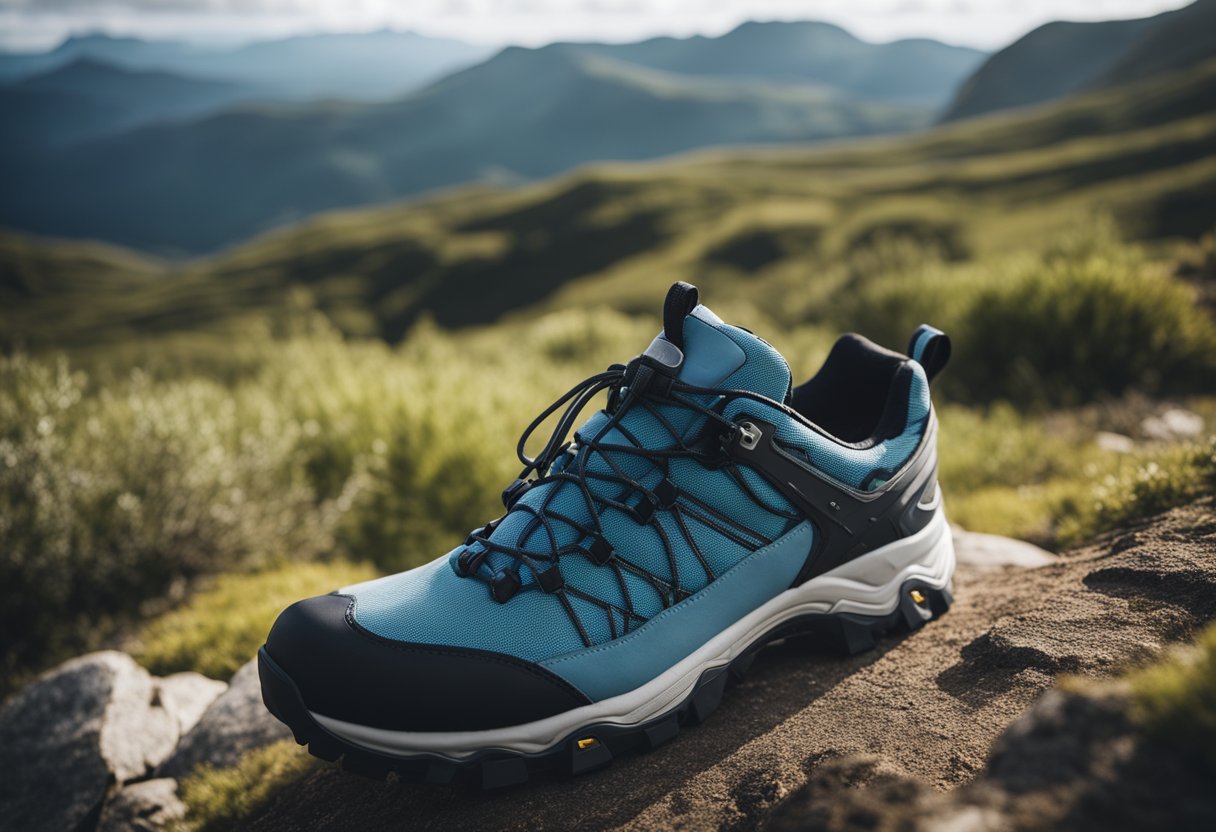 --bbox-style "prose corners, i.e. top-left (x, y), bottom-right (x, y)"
top-left (345, 305), bottom-right (931, 662)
